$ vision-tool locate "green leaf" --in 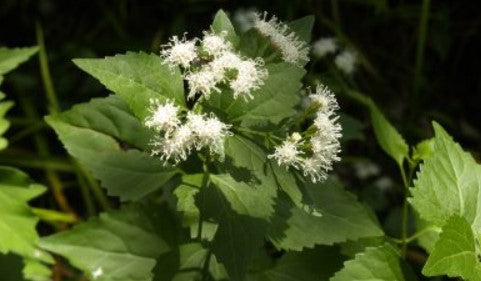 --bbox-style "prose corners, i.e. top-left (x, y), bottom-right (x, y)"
top-left (39, 204), bottom-right (170, 281)
top-left (409, 122), bottom-right (481, 228)
top-left (223, 135), bottom-right (303, 208)
top-left (73, 52), bottom-right (185, 120)
top-left (423, 215), bottom-right (481, 280)
top-left (46, 97), bottom-right (177, 201)
top-left (206, 63), bottom-right (305, 130)
top-left (412, 138), bottom-right (434, 162)
top-left (23, 259), bottom-right (52, 281)
top-left (349, 91), bottom-right (408, 166)
top-left (0, 167), bottom-right (47, 259)
top-left (330, 244), bottom-right (417, 281)
top-left (0, 47), bottom-right (38, 76)
top-left (269, 179), bottom-right (383, 251)
top-left (0, 97), bottom-right (14, 150)
top-left (211, 10), bottom-right (240, 47)
top-left (254, 246), bottom-right (345, 281)
top-left (198, 186), bottom-right (268, 281)
top-left (287, 16), bottom-right (315, 43)
top-left (210, 173), bottom-right (276, 219)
